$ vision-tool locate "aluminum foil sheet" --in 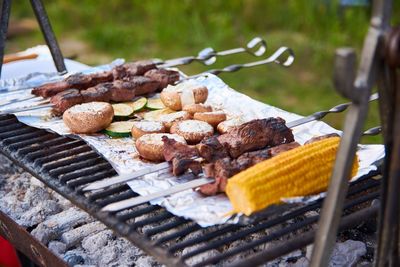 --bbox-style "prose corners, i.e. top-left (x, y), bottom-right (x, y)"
top-left (0, 60), bottom-right (384, 227)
